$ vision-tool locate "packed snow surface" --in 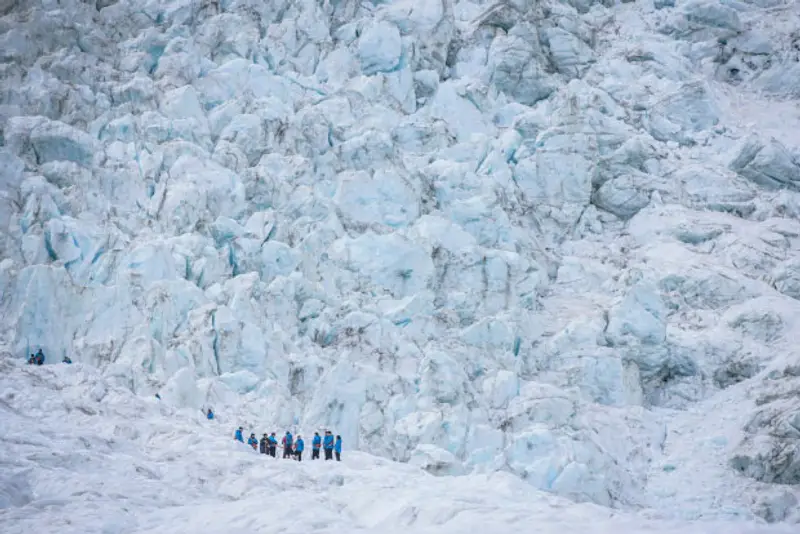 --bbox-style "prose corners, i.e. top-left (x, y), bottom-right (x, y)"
top-left (1, 0), bottom-right (800, 529)
top-left (0, 360), bottom-right (797, 534)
